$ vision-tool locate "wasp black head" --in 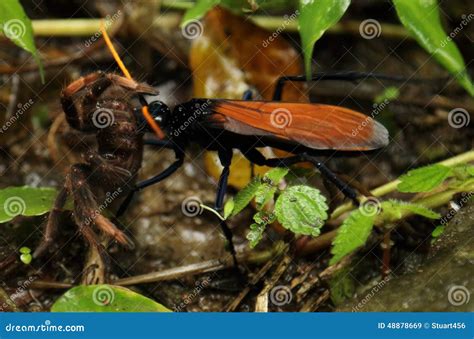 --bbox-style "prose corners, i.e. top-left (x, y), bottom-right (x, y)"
top-left (148, 100), bottom-right (170, 124)
top-left (134, 100), bottom-right (171, 130)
